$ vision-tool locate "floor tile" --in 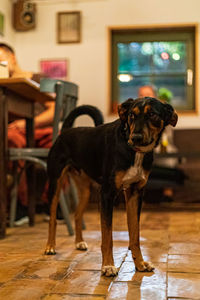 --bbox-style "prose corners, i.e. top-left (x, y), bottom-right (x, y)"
top-left (15, 260), bottom-right (77, 280)
top-left (168, 254), bottom-right (200, 273)
top-left (168, 272), bottom-right (200, 299)
top-left (125, 247), bottom-right (168, 263)
top-left (1, 210), bottom-right (200, 299)
top-left (169, 242), bottom-right (200, 255)
top-left (53, 270), bottom-right (113, 295)
top-left (115, 262), bottom-right (166, 284)
top-left (0, 279), bottom-right (55, 300)
top-left (107, 282), bottom-right (166, 300)
top-left (0, 259), bottom-right (32, 283)
top-left (43, 295), bottom-right (105, 300)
